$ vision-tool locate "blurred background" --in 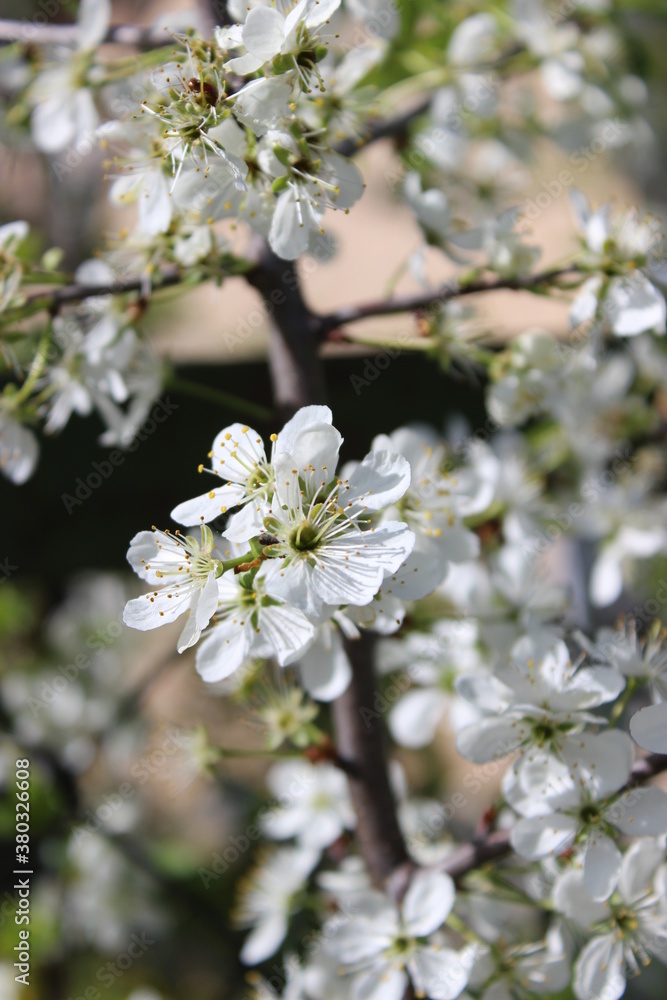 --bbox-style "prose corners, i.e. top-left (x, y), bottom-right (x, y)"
top-left (2, 1), bottom-right (667, 998)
